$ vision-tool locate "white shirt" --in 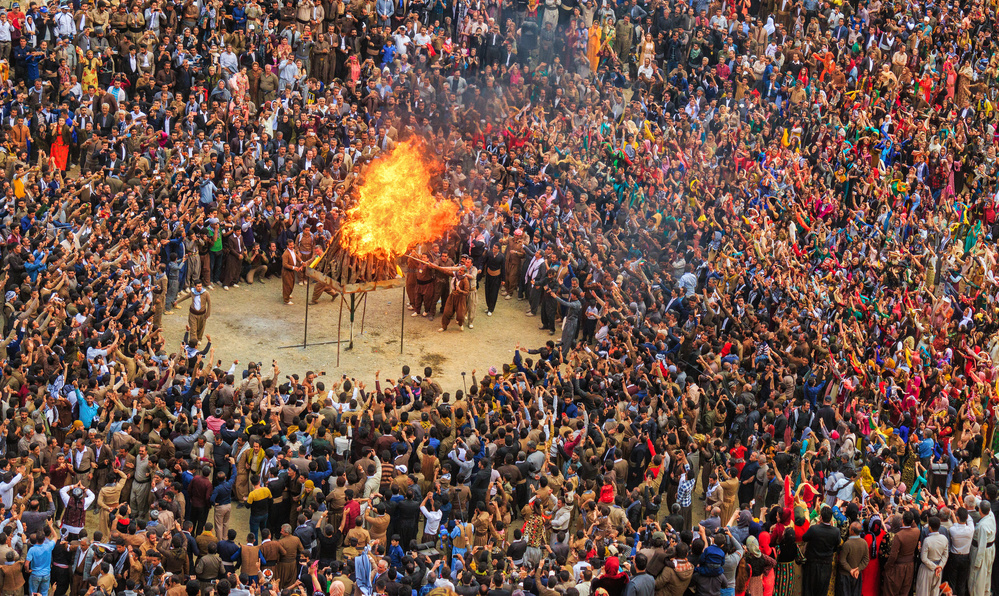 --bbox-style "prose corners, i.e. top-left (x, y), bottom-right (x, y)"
top-left (0, 473), bottom-right (21, 508)
top-left (420, 506), bottom-right (443, 535)
top-left (394, 33), bottom-right (411, 54)
top-left (54, 11), bottom-right (76, 36)
top-left (950, 517), bottom-right (974, 554)
top-left (86, 346), bottom-right (108, 362)
top-left (107, 86), bottom-right (127, 102)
